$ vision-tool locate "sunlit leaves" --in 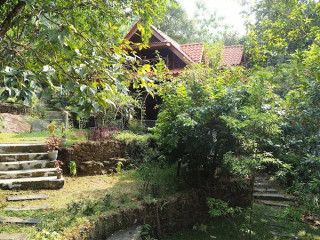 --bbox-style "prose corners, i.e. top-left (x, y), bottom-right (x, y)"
top-left (0, 0), bottom-right (171, 117)
top-left (245, 0), bottom-right (320, 66)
